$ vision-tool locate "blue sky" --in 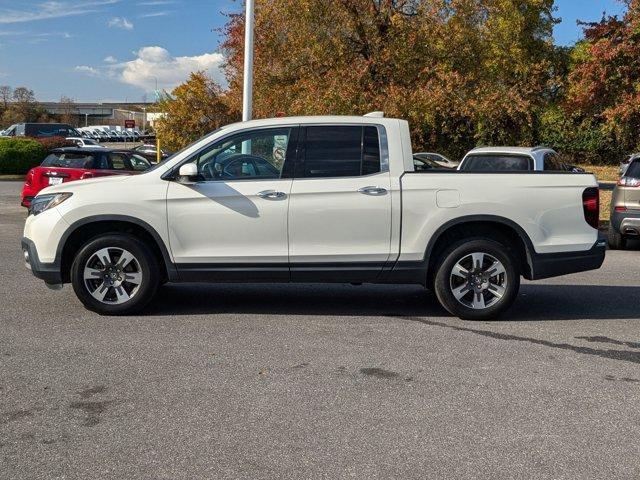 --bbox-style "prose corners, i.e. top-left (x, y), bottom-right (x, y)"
top-left (0, 0), bottom-right (629, 102)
